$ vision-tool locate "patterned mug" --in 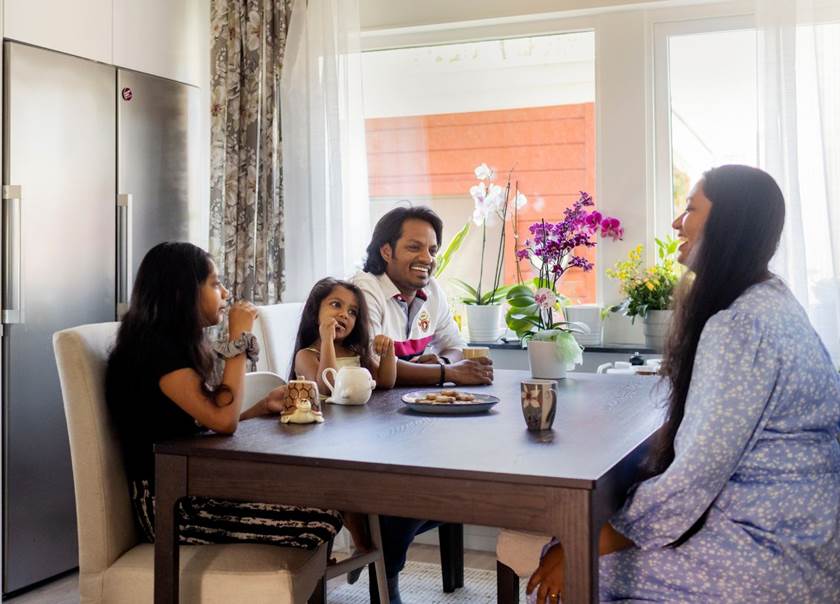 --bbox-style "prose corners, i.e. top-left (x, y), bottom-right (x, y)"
top-left (520, 379), bottom-right (558, 431)
top-left (286, 379), bottom-right (321, 414)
